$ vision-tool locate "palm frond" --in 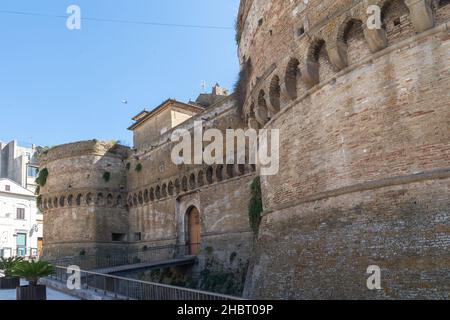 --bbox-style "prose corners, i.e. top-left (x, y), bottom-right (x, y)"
top-left (11, 260), bottom-right (54, 285)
